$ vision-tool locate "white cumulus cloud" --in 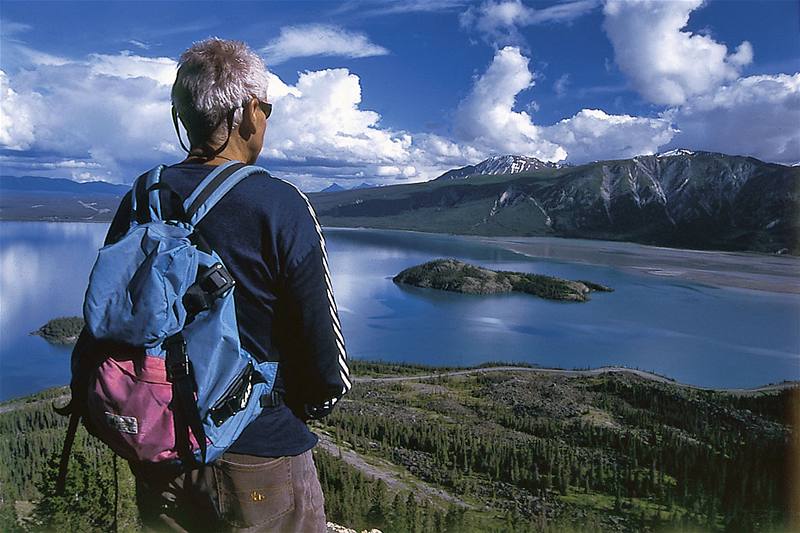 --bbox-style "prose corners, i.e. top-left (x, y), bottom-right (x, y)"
top-left (264, 68), bottom-right (411, 166)
top-left (0, 52), bottom-right (178, 181)
top-left (454, 46), bottom-right (567, 161)
top-left (261, 24), bottom-right (389, 65)
top-left (0, 47), bottom-right (439, 189)
top-left (2, 37), bottom-right (793, 194)
top-left (602, 0), bottom-right (754, 106)
top-left (0, 70), bottom-right (43, 150)
top-left (543, 109), bottom-right (676, 163)
top-left (665, 73), bottom-right (800, 165)
top-left (454, 46), bottom-right (676, 164)
top-left (88, 51), bottom-right (176, 86)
